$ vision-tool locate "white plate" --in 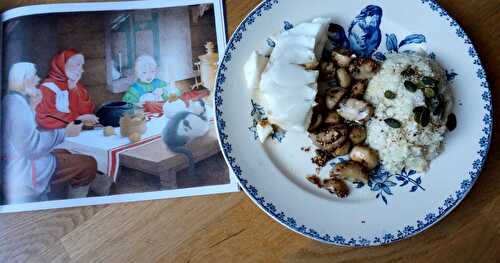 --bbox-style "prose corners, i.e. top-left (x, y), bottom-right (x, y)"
top-left (214, 0), bottom-right (492, 246)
